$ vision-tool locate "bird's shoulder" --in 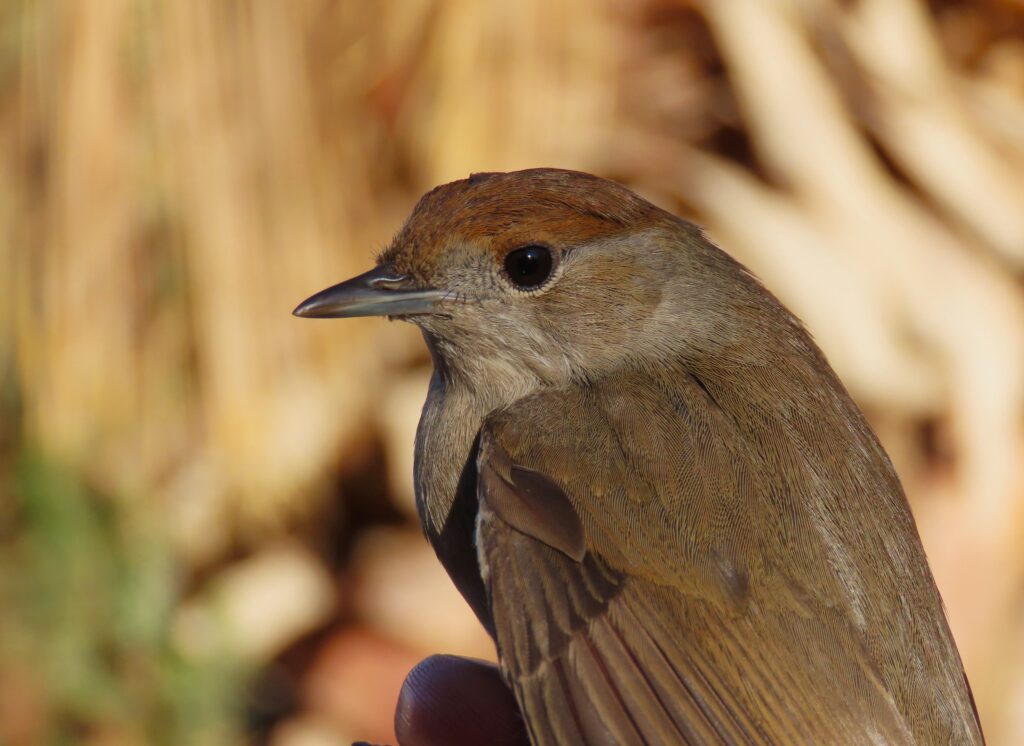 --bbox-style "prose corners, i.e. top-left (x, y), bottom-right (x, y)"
top-left (478, 363), bottom-right (837, 613)
top-left (475, 365), bottom-right (982, 744)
